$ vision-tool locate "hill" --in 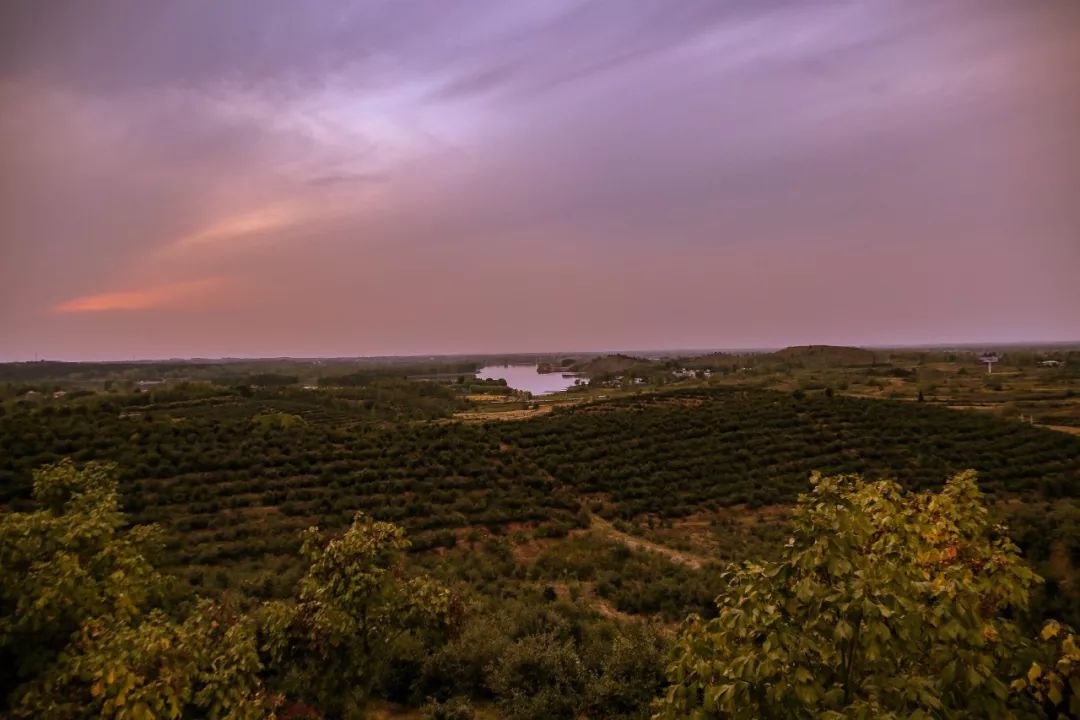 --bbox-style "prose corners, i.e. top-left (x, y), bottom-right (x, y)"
top-left (766, 344), bottom-right (878, 367)
top-left (572, 353), bottom-right (652, 377)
